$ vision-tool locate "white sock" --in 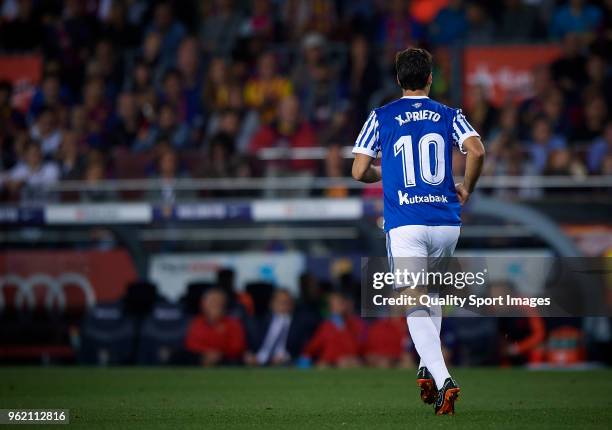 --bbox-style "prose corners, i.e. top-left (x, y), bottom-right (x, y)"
top-left (407, 309), bottom-right (450, 389)
top-left (419, 293), bottom-right (442, 369)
